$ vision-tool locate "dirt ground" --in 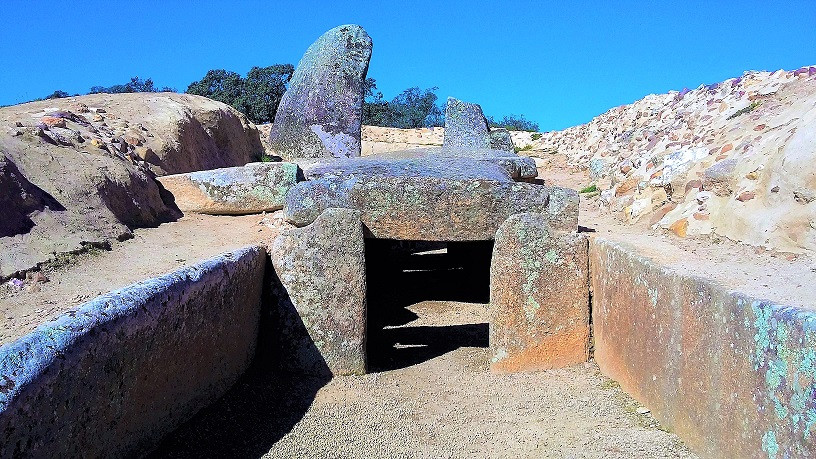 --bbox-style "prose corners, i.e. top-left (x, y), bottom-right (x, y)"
top-left (152, 300), bottom-right (696, 458)
top-left (0, 213), bottom-right (281, 345)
